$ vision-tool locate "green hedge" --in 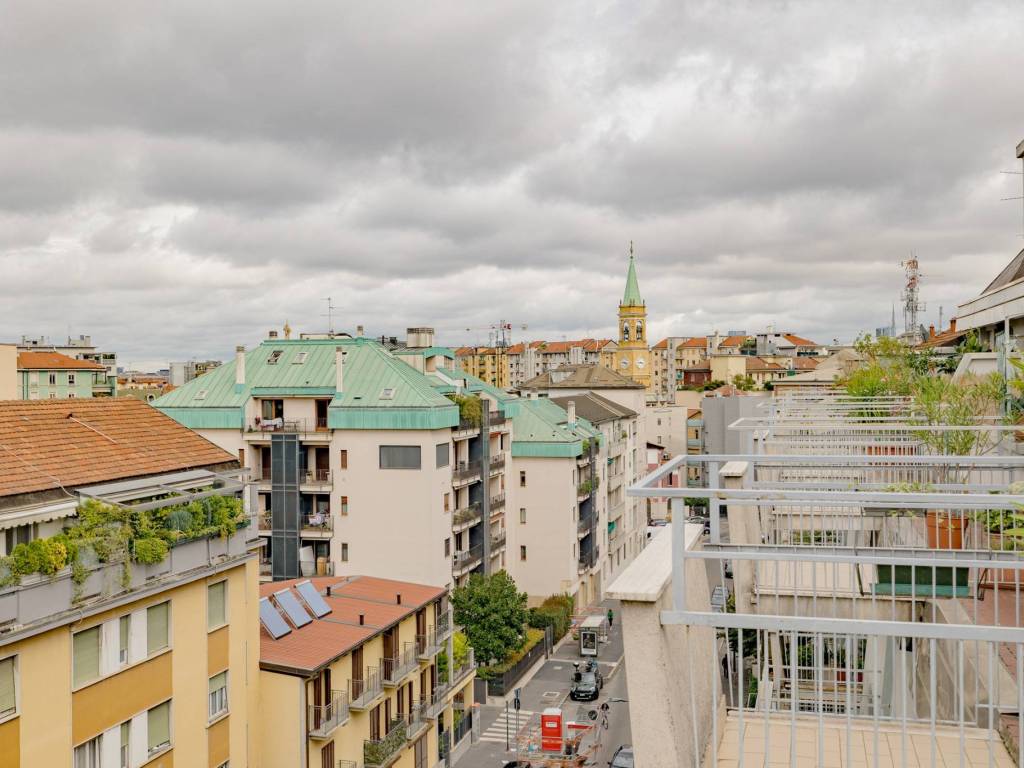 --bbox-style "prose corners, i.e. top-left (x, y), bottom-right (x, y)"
top-left (476, 627), bottom-right (544, 680)
top-left (527, 594), bottom-right (574, 641)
